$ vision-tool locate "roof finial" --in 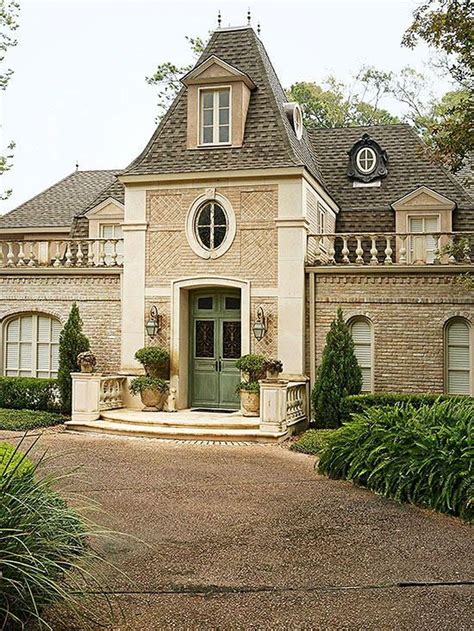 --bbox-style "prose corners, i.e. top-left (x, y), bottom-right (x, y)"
top-left (217, 9), bottom-right (221, 28)
top-left (247, 8), bottom-right (251, 26)
top-left (75, 160), bottom-right (79, 172)
top-left (257, 22), bottom-right (261, 36)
